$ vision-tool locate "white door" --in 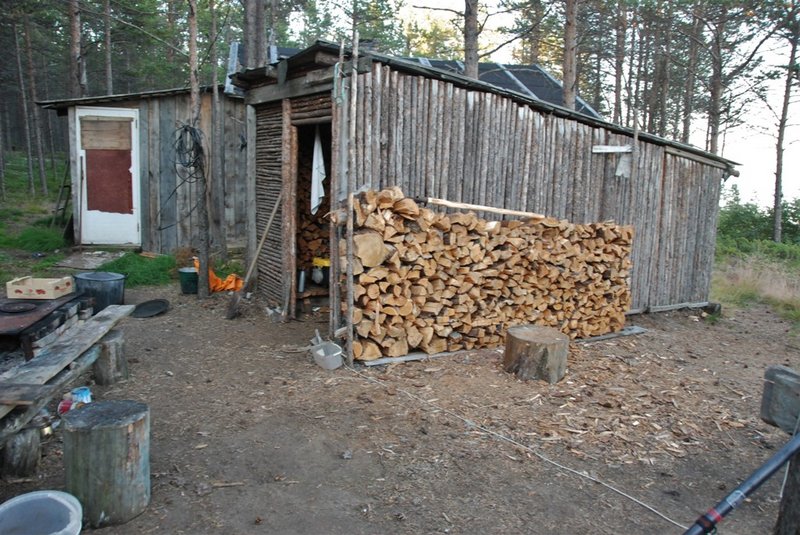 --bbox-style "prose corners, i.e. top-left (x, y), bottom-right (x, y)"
top-left (76, 107), bottom-right (140, 245)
